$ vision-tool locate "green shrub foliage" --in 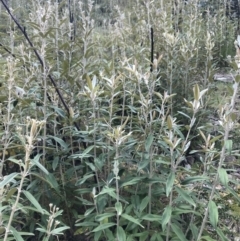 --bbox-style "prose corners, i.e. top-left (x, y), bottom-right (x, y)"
top-left (0, 0), bottom-right (240, 240)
